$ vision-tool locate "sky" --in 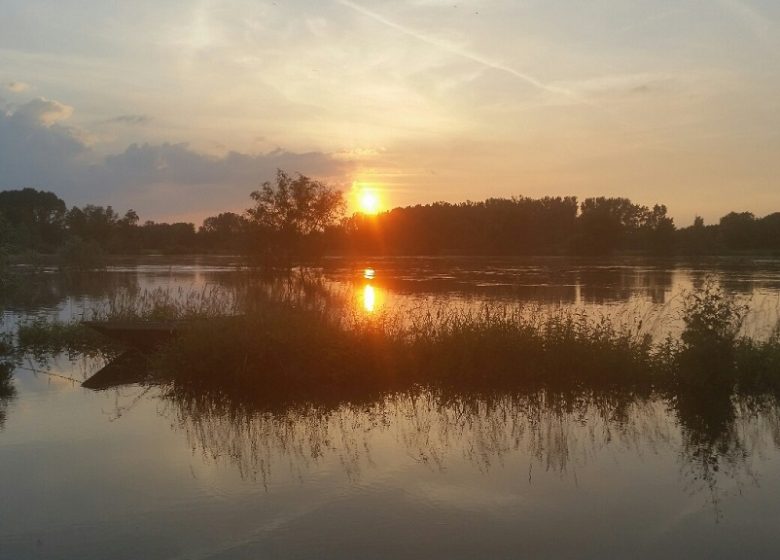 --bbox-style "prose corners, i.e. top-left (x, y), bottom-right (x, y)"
top-left (1, 0), bottom-right (779, 226)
